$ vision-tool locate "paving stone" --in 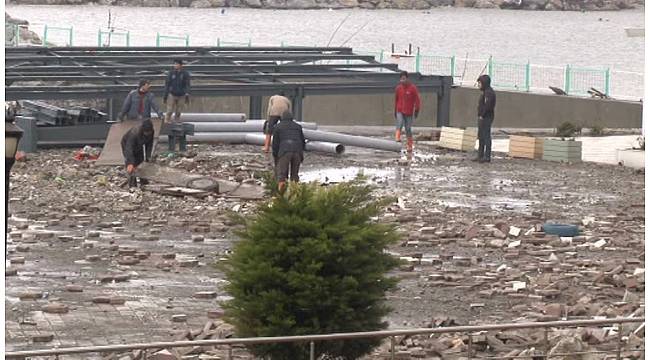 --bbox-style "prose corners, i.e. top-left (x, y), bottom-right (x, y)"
top-left (117, 256), bottom-right (140, 266)
top-left (172, 314), bottom-right (188, 322)
top-left (5, 268), bottom-right (18, 276)
top-left (19, 292), bottom-right (43, 300)
top-left (194, 291), bottom-right (218, 299)
top-left (109, 297), bottom-right (126, 305)
top-left (32, 333), bottom-right (55, 343)
top-left (65, 285), bottom-right (83, 293)
top-left (16, 245), bottom-right (30, 252)
top-left (10, 256), bottom-right (25, 264)
top-left (162, 253), bottom-right (176, 259)
top-left (192, 235), bottom-right (205, 242)
top-left (42, 303), bottom-right (69, 314)
top-left (85, 255), bottom-right (101, 262)
top-left (92, 296), bottom-right (111, 304)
